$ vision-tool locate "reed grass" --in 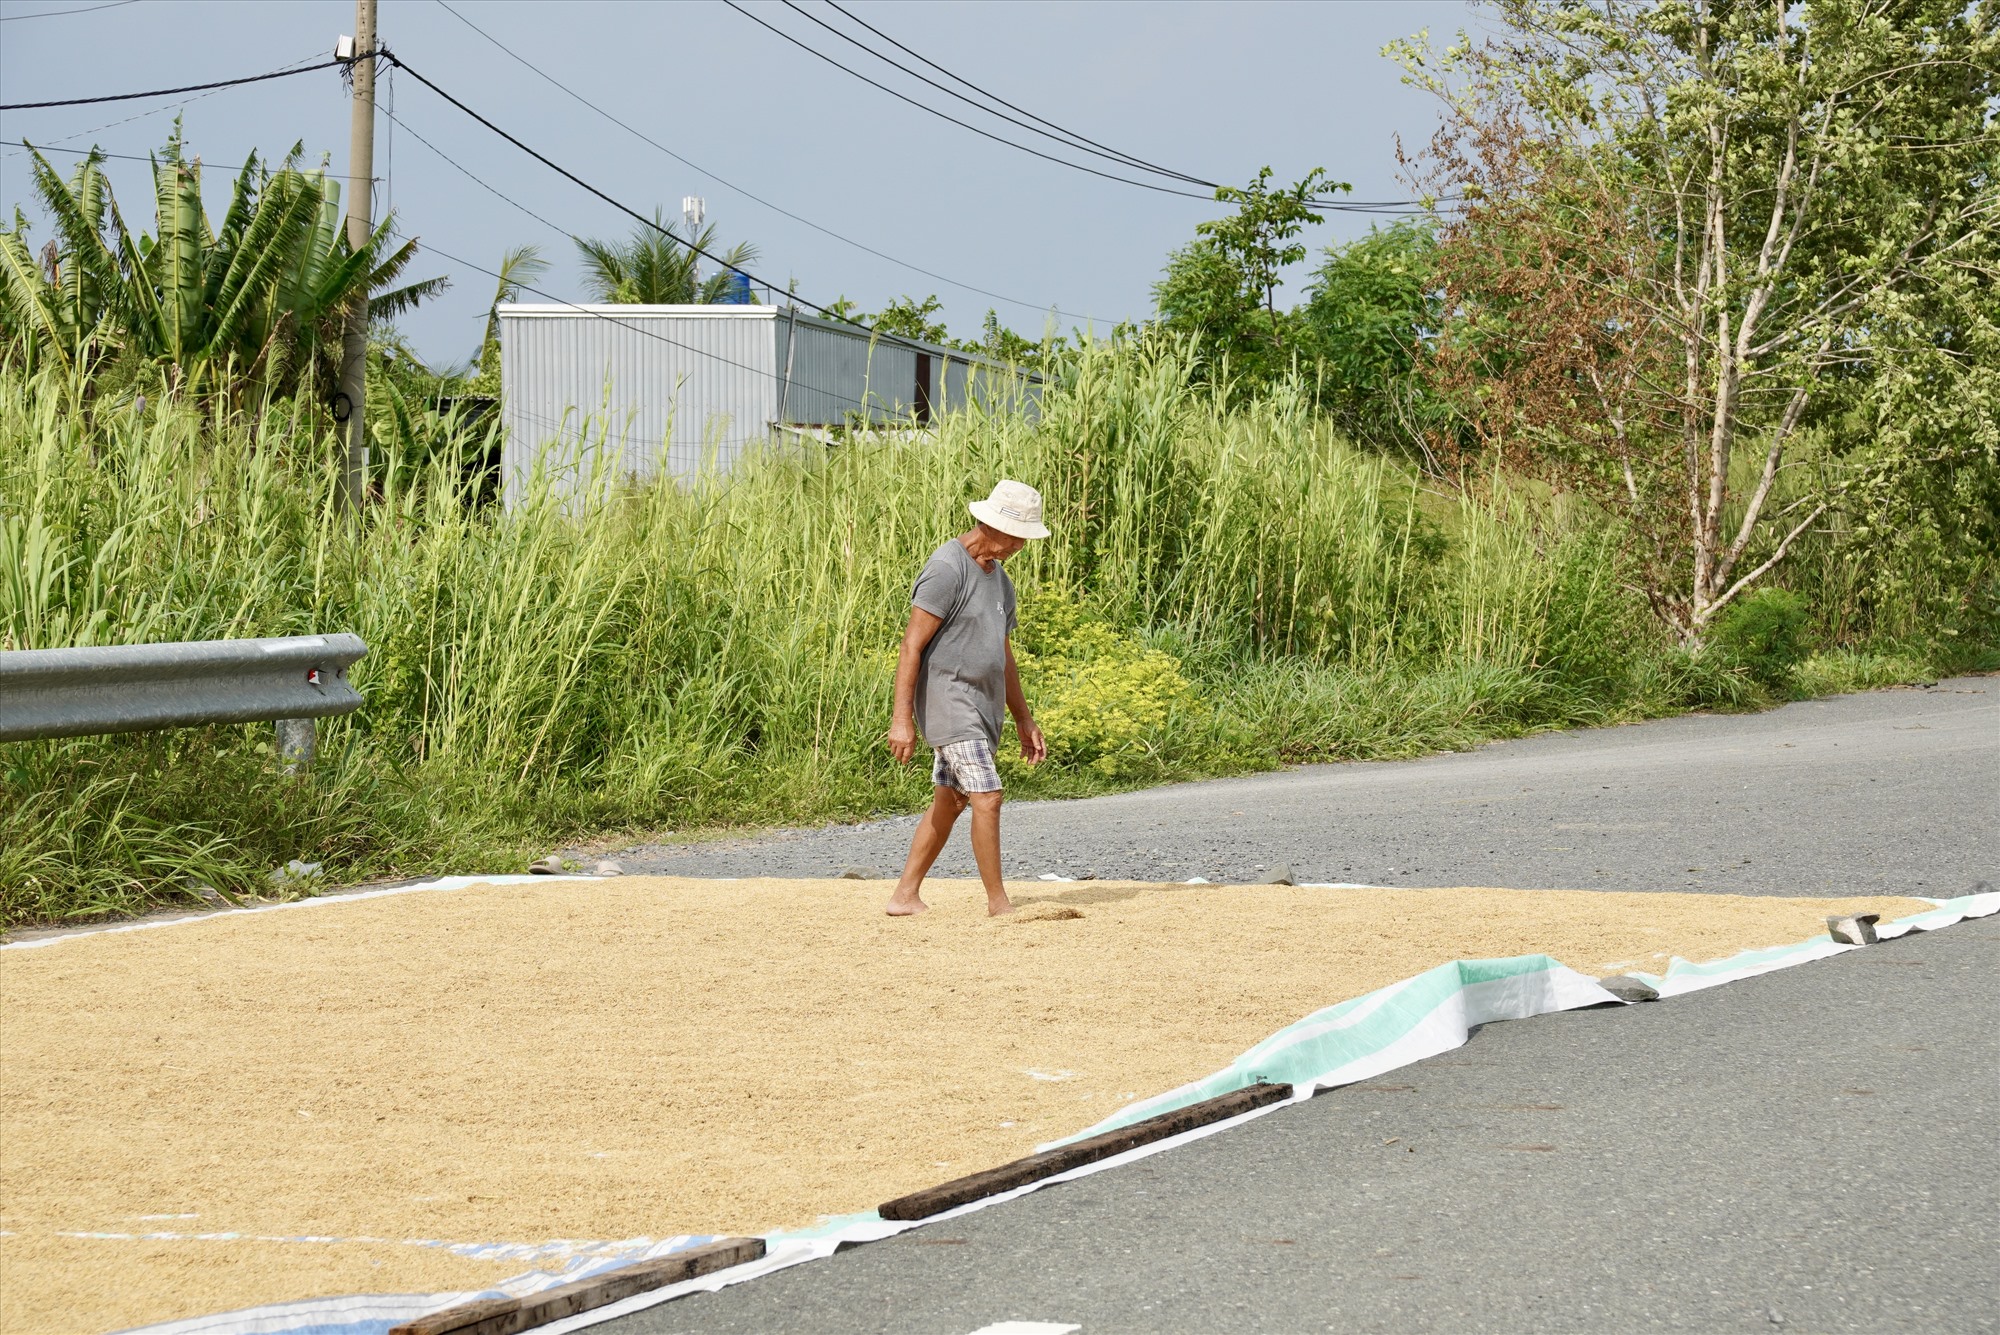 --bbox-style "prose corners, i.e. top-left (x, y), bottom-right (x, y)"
top-left (1, 341), bottom-right (1985, 924)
